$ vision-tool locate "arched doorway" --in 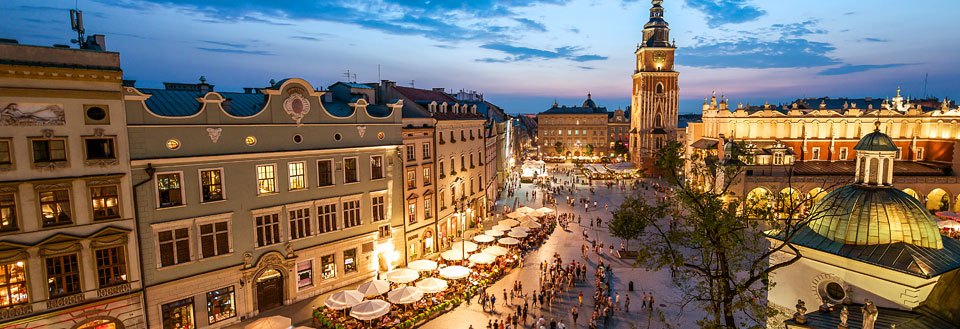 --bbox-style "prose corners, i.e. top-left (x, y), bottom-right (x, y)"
top-left (926, 188), bottom-right (950, 212)
top-left (73, 316), bottom-right (125, 329)
top-left (902, 188), bottom-right (920, 202)
top-left (255, 269), bottom-right (284, 313)
top-left (778, 187), bottom-right (802, 218)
